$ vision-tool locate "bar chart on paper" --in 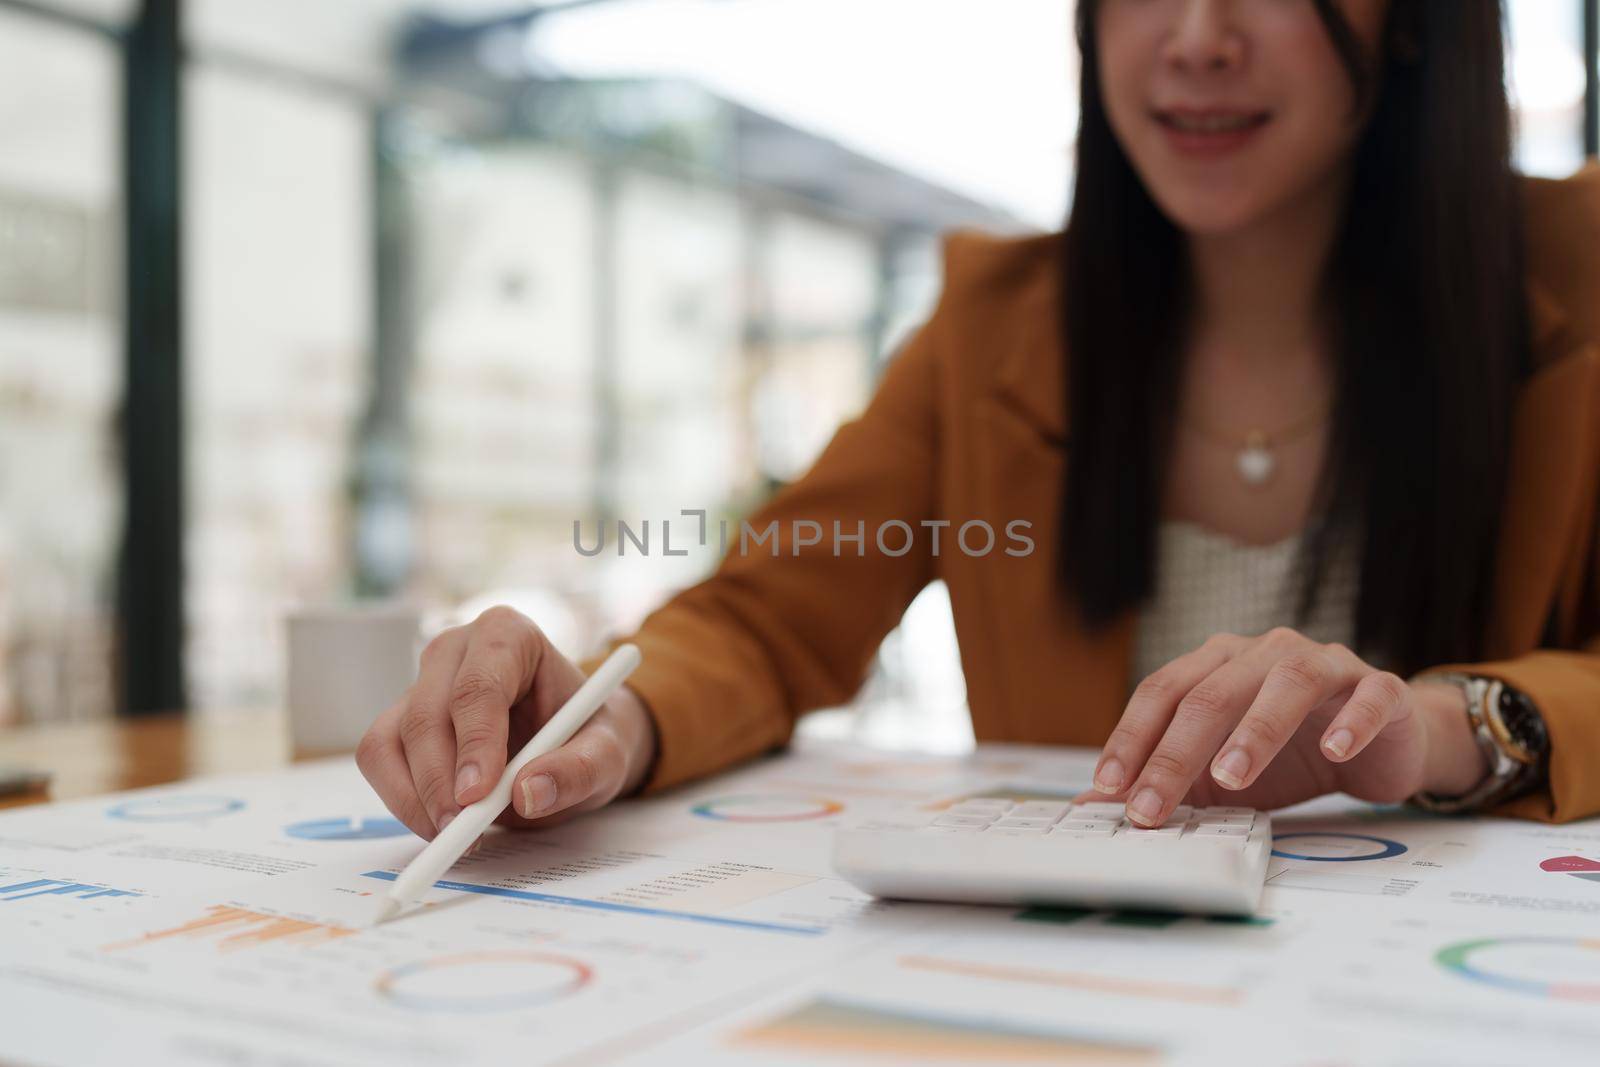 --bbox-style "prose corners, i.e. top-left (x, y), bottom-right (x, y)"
top-left (2, 876), bottom-right (142, 904)
top-left (2, 744), bottom-right (1600, 1067)
top-left (102, 904), bottom-right (359, 953)
top-left (732, 998), bottom-right (1160, 1065)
